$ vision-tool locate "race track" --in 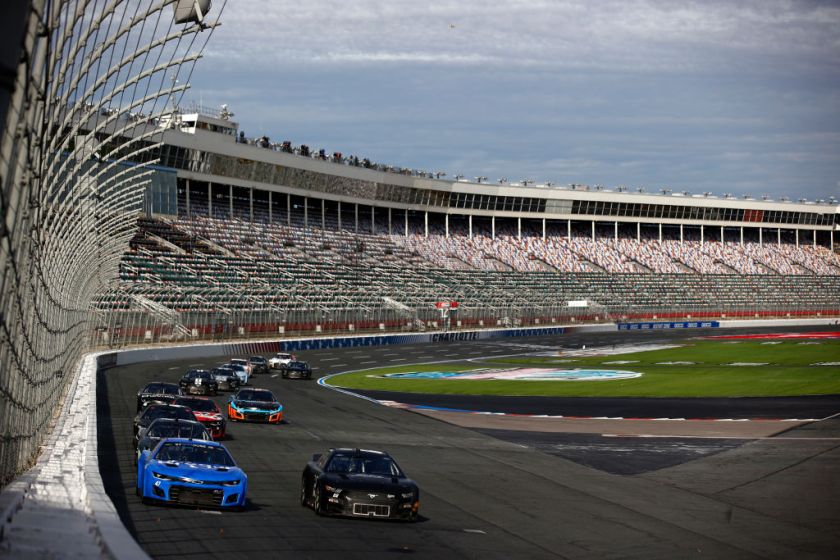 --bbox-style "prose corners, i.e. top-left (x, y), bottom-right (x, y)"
top-left (97, 327), bottom-right (840, 559)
